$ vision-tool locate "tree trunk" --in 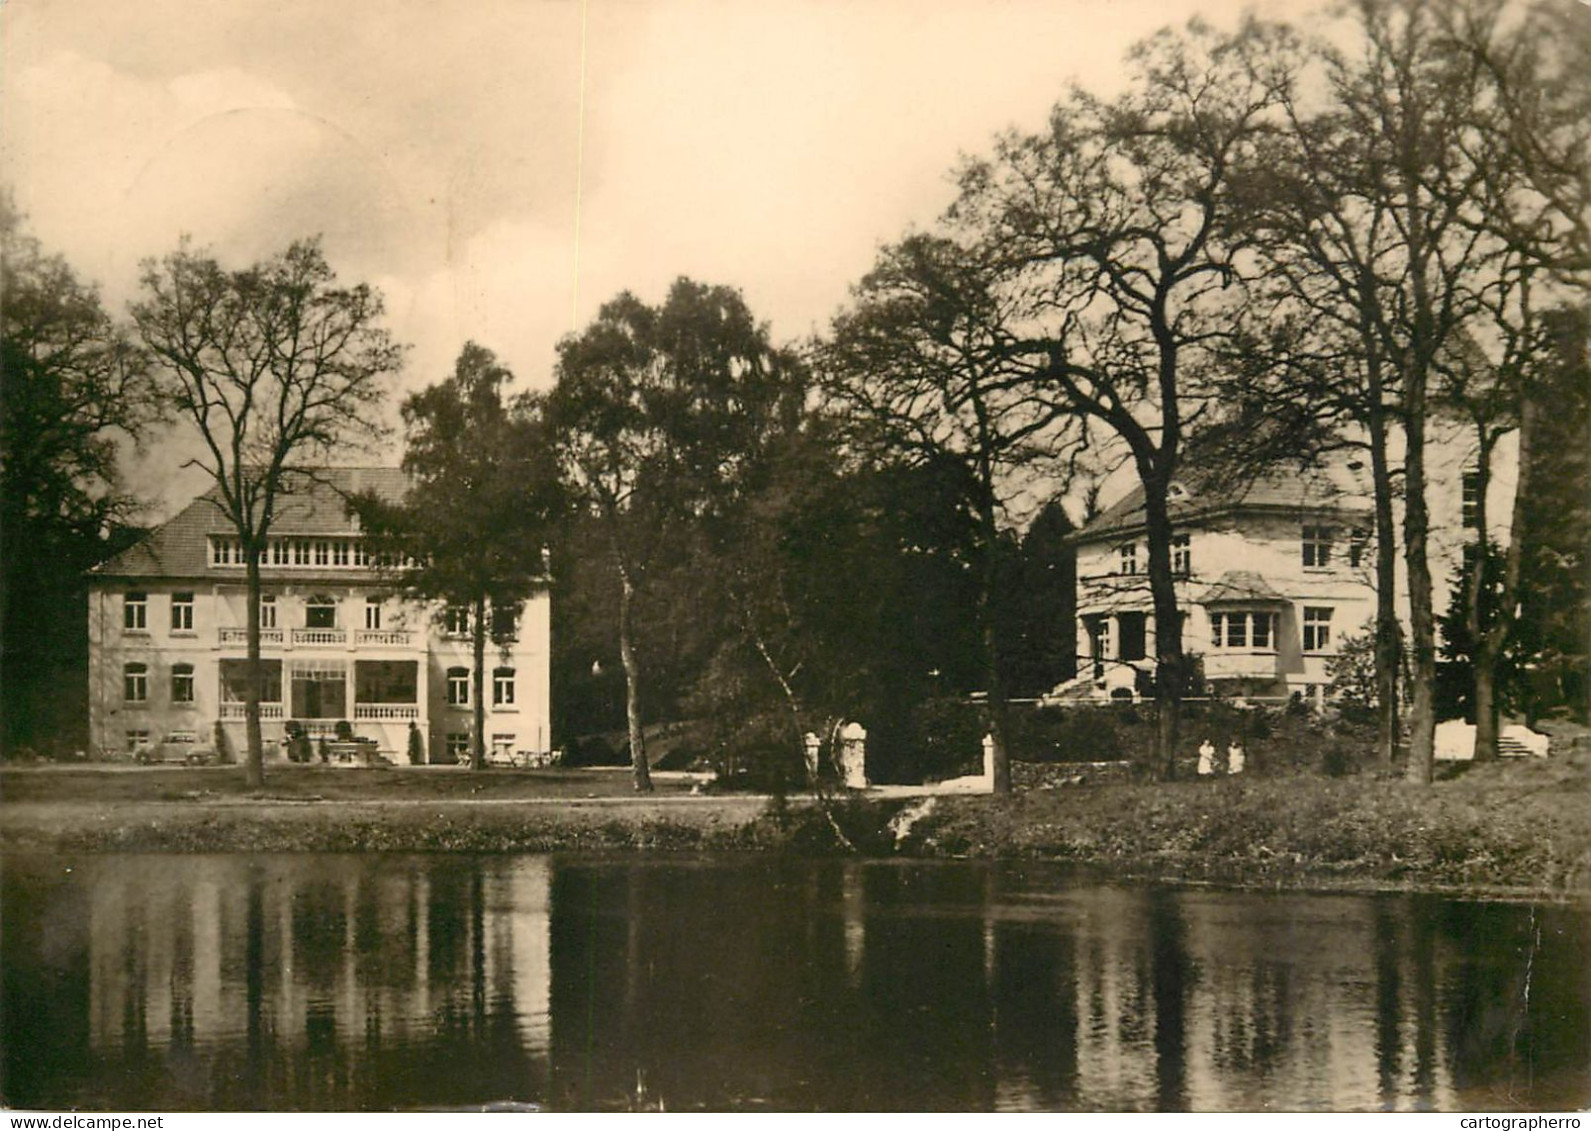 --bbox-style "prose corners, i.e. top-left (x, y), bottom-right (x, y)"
top-left (1403, 375), bottom-right (1437, 784)
top-left (618, 564), bottom-right (652, 793)
top-left (1472, 642), bottom-right (1500, 760)
top-left (471, 593), bottom-right (487, 771)
top-left (977, 498), bottom-right (1012, 795)
top-left (1475, 393), bottom-right (1538, 761)
top-left (1141, 481), bottom-right (1184, 781)
top-left (1368, 395), bottom-right (1402, 766)
top-left (1464, 433), bottom-right (1498, 763)
top-left (244, 547), bottom-right (266, 789)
